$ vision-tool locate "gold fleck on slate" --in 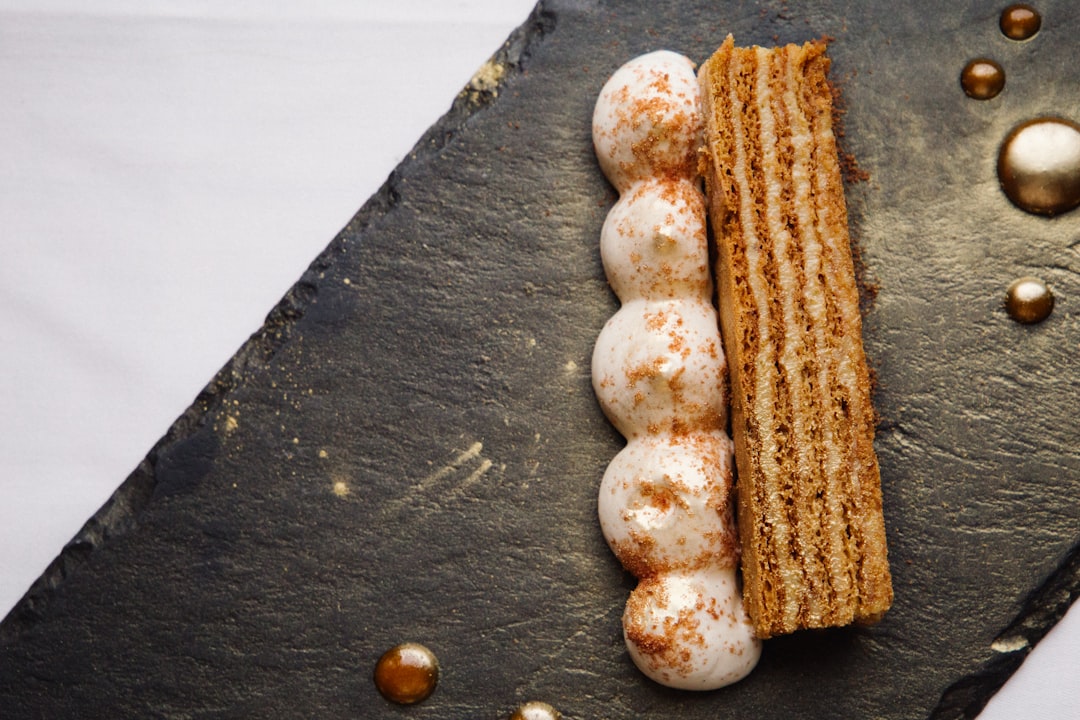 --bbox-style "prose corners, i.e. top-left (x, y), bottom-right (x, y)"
top-left (373, 642), bottom-right (439, 704)
top-left (510, 700), bottom-right (563, 720)
top-left (1005, 276), bottom-right (1055, 323)
top-left (998, 117), bottom-right (1080, 216)
top-left (1000, 4), bottom-right (1042, 40)
top-left (961, 59), bottom-right (1005, 99)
